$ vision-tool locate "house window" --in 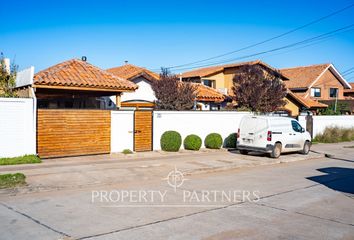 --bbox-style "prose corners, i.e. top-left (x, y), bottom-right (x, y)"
top-left (310, 88), bottom-right (321, 97)
top-left (329, 88), bottom-right (338, 98)
top-left (202, 79), bottom-right (216, 88)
